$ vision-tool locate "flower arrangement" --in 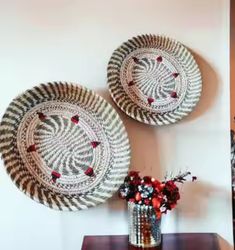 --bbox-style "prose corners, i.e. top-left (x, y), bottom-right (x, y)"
top-left (119, 171), bottom-right (196, 219)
